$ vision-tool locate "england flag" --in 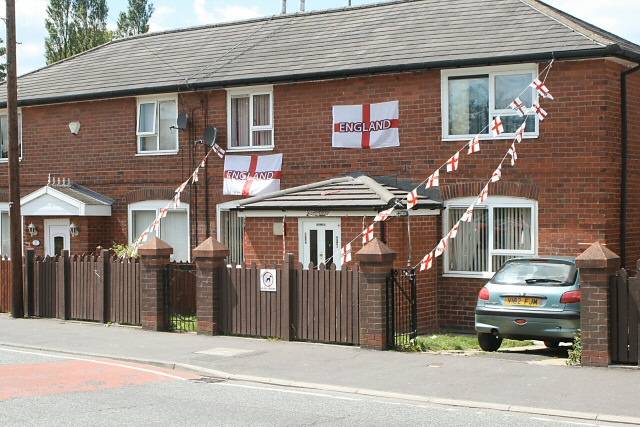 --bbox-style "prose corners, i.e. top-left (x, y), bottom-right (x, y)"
top-left (332, 100), bottom-right (400, 149)
top-left (223, 154), bottom-right (283, 197)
